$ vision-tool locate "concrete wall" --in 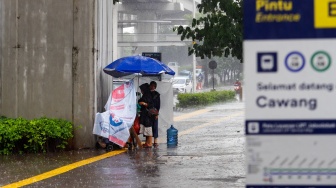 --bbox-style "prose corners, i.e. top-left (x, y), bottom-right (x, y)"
top-left (0, 0), bottom-right (97, 149)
